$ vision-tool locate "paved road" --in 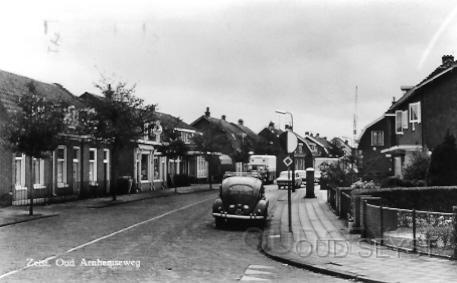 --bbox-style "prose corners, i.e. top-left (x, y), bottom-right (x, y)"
top-left (0, 186), bottom-right (349, 282)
